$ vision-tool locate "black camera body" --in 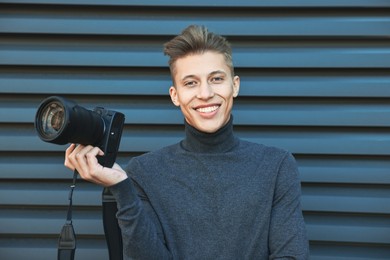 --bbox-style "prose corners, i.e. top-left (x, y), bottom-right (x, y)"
top-left (91, 106), bottom-right (125, 168)
top-left (35, 96), bottom-right (125, 168)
